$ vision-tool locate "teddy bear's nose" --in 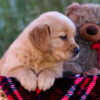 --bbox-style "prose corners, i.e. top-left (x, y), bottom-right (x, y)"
top-left (86, 25), bottom-right (98, 35)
